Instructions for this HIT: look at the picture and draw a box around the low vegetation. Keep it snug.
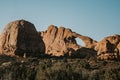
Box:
[0,55,120,80]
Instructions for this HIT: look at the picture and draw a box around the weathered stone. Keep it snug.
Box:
[1,19,120,61]
[0,20,45,56]
[40,25,96,56]
[95,34,120,60]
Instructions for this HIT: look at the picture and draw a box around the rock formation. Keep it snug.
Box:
[95,34,120,60]
[40,25,96,56]
[72,33,97,48]
[0,19,120,60]
[40,25,120,60]
[0,20,45,56]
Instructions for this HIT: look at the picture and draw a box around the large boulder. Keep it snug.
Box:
[95,34,120,60]
[0,20,45,56]
[40,25,96,56]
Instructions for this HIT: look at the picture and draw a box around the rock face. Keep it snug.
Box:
[0,20,45,56]
[40,25,96,56]
[95,34,120,60]
[0,19,120,60]
[40,24,120,60]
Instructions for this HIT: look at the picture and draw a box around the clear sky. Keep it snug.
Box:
[0,0,120,42]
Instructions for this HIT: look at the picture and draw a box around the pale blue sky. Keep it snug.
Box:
[0,0,120,42]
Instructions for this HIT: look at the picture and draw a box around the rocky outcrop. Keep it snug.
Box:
[0,20,96,57]
[117,42,120,53]
[72,33,97,48]
[40,25,78,56]
[0,20,45,56]
[40,24,120,60]
[0,19,120,60]
[40,25,96,56]
[95,34,120,60]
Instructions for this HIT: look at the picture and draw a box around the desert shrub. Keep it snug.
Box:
[88,70,99,80]
[35,59,84,80]
[0,56,120,80]
[103,67,120,80]
[0,61,36,80]
[78,60,90,69]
